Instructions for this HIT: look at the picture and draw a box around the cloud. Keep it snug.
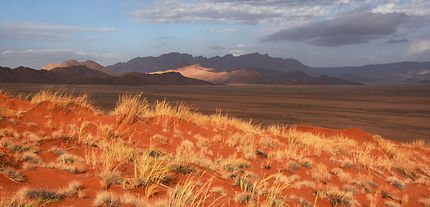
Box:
[372,1,430,16]
[236,43,245,48]
[209,46,226,50]
[0,49,120,69]
[386,38,409,44]
[405,39,430,62]
[0,21,117,41]
[228,49,246,56]
[126,0,348,25]
[408,39,430,56]
[206,28,237,33]
[0,22,117,32]
[261,10,412,46]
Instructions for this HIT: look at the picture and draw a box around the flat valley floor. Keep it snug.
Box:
[1,83,429,142]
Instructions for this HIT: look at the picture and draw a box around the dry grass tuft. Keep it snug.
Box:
[167,176,219,207]
[31,89,94,110]
[58,153,83,164]
[59,181,83,198]
[311,163,331,183]
[1,167,25,182]
[100,170,123,189]
[45,162,86,174]
[93,191,120,207]
[133,151,172,187]
[111,93,147,124]
[235,192,253,204]
[22,152,43,164]
[386,176,406,190]
[121,193,146,206]
[19,187,61,201]
[325,187,358,207]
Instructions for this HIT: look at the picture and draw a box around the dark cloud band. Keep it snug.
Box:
[261,11,410,46]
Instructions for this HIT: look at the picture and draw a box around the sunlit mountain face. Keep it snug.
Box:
[1,0,429,69]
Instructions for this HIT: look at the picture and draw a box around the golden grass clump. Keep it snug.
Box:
[133,151,172,187]
[111,93,147,124]
[311,163,331,183]
[167,176,220,207]
[325,187,359,207]
[31,89,94,110]
[93,191,120,207]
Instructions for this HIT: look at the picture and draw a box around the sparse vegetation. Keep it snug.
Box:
[93,191,120,207]
[386,176,406,190]
[31,89,94,110]
[1,167,25,182]
[326,188,358,207]
[1,89,430,206]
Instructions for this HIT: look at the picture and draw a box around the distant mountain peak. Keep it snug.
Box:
[107,52,315,75]
[64,59,79,65]
[41,59,117,76]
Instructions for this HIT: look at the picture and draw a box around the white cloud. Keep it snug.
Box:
[236,43,245,48]
[372,0,430,16]
[127,0,344,26]
[408,39,430,55]
[0,21,118,41]
[228,49,246,56]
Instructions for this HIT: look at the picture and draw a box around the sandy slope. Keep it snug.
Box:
[150,64,267,84]
[1,91,430,206]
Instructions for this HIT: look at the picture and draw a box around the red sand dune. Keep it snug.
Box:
[1,91,430,206]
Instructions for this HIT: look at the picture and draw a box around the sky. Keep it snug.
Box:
[1,0,430,68]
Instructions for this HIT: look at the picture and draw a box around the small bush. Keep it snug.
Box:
[49,147,65,155]
[22,152,42,164]
[60,181,83,197]
[58,153,83,164]
[386,176,406,190]
[99,170,123,189]
[326,188,358,207]
[19,187,60,201]
[1,167,25,182]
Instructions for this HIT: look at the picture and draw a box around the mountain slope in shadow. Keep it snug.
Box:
[0,65,211,85]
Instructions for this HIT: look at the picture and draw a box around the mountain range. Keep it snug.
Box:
[314,61,430,84]
[108,52,430,85]
[108,52,315,75]
[1,52,429,85]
